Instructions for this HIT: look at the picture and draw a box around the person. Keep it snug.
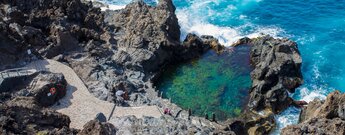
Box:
[116,90,125,97]
[164,108,172,115]
[115,90,125,105]
[123,91,129,100]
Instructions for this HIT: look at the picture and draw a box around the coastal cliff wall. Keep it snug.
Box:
[0,0,314,134]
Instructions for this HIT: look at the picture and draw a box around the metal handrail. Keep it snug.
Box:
[0,67,31,79]
[0,67,28,73]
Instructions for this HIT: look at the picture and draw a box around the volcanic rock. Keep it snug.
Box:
[29,71,68,107]
[67,0,223,103]
[78,120,117,135]
[0,0,105,68]
[111,115,234,135]
[281,91,345,135]
[0,97,78,135]
[246,36,303,113]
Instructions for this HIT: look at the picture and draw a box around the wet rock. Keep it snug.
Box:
[282,91,345,135]
[200,35,225,53]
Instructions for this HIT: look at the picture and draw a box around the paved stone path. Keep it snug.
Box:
[26,59,162,129]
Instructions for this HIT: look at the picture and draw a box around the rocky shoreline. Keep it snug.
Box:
[0,0,340,134]
[281,91,345,135]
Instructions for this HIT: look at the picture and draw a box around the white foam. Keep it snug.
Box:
[299,87,327,102]
[272,107,300,135]
[176,6,284,46]
[86,0,127,11]
[100,4,126,11]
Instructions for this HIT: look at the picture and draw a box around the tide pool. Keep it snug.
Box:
[157,47,252,120]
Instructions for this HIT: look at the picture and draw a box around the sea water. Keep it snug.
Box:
[98,0,345,134]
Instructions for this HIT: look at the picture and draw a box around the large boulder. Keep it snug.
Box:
[239,36,303,113]
[0,97,77,135]
[29,72,68,107]
[106,0,181,72]
[78,120,117,135]
[300,90,345,121]
[282,91,345,135]
[226,36,303,134]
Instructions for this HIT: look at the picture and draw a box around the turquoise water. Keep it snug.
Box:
[101,0,345,133]
[157,47,252,120]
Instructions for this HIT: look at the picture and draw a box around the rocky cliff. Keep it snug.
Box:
[65,0,223,103]
[227,36,303,135]
[236,36,303,113]
[0,0,105,68]
[281,91,345,135]
[0,0,307,134]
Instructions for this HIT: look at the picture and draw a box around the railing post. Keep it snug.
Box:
[188,108,192,120]
[212,113,216,122]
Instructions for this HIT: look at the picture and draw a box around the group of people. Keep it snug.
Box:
[114,83,174,116]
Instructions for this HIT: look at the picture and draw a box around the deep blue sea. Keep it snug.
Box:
[99,0,345,134]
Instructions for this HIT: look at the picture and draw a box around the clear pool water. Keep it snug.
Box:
[157,47,252,120]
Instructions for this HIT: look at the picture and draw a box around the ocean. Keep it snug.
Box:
[97,0,345,134]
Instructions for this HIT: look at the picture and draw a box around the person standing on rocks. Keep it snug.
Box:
[115,90,125,105]
[115,83,130,105]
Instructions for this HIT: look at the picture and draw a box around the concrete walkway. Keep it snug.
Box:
[26,59,162,129]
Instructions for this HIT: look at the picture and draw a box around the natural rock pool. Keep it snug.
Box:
[157,45,252,120]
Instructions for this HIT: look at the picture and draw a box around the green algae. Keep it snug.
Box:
[157,46,252,120]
